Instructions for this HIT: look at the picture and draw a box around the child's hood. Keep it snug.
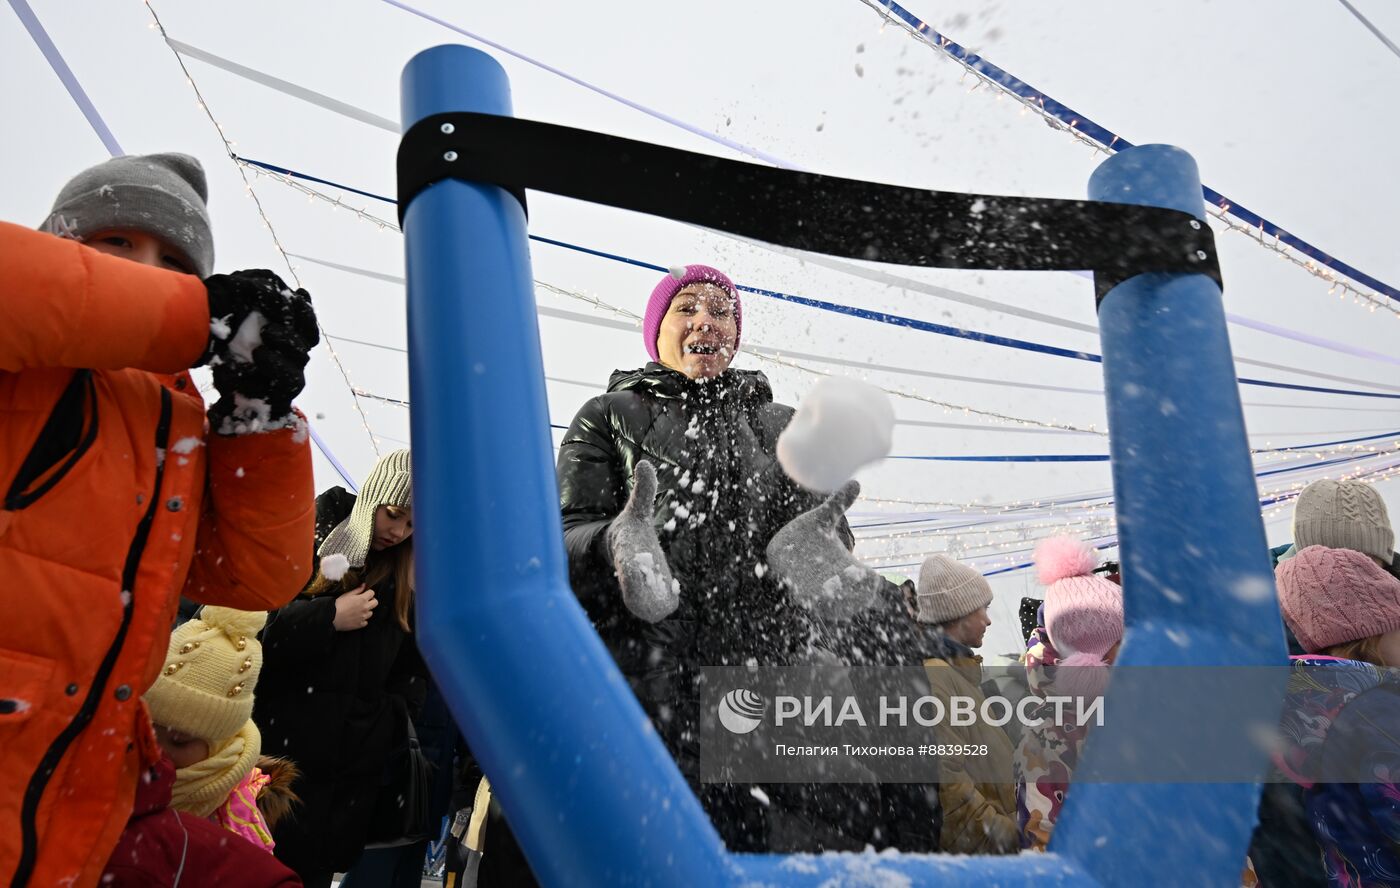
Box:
[1275,655,1398,788]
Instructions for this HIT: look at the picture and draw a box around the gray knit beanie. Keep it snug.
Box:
[1292,479,1394,566]
[913,554,994,625]
[40,153,214,277]
[319,449,412,568]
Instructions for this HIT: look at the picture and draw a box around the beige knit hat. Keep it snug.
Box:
[1292,479,1394,565]
[913,554,994,625]
[319,448,412,569]
[144,607,265,743]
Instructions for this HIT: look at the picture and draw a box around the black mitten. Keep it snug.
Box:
[207,325,315,433]
[201,270,319,435]
[201,270,309,364]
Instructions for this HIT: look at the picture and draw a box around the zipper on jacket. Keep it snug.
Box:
[9,387,172,888]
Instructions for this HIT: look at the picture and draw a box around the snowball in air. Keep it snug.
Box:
[777,377,894,492]
[321,553,350,581]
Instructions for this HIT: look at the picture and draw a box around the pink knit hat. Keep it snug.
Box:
[1035,536,1124,698]
[1277,545,1400,653]
[642,265,742,363]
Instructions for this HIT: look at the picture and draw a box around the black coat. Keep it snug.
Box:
[557,364,939,852]
[255,487,426,877]
[559,366,833,745]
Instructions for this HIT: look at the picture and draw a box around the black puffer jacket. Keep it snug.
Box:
[558,364,939,852]
[559,365,832,737]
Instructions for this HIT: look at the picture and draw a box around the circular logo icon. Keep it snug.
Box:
[718,688,767,735]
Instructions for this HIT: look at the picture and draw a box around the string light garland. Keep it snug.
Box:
[142,0,381,456]
[1202,205,1398,317]
[173,26,1400,361]
[239,163,1117,436]
[122,6,1395,577]
[349,365,1397,575]
[241,155,1400,412]
[855,0,1400,320]
[236,159,402,232]
[533,280,1111,435]
[856,449,1400,533]
[860,457,1400,575]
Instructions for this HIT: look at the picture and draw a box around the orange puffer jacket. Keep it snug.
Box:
[0,222,315,888]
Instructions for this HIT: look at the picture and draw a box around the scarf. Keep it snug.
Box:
[170,719,261,818]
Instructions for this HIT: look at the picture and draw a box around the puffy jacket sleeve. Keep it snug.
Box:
[557,395,626,588]
[0,222,208,373]
[182,415,316,610]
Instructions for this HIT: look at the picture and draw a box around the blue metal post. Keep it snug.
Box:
[1048,146,1288,885]
[400,45,730,887]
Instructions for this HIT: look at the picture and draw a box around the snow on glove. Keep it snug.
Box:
[766,480,883,621]
[200,269,317,367]
[202,270,320,435]
[606,459,680,623]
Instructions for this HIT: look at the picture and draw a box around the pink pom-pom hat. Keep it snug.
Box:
[1035,534,1101,586]
[1035,535,1124,663]
[642,264,741,363]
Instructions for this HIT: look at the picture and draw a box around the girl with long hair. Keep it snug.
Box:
[254,450,423,888]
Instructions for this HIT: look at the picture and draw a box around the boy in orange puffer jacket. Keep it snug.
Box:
[1,153,318,887]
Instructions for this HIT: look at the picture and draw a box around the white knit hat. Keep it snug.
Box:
[144,607,265,743]
[1292,479,1394,565]
[319,449,412,568]
[913,554,994,625]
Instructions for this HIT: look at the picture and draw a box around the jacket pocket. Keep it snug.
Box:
[3,369,98,514]
[0,648,57,728]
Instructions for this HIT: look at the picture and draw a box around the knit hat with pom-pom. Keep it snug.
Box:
[144,606,265,743]
[1277,545,1400,653]
[1036,536,1124,698]
[642,264,742,362]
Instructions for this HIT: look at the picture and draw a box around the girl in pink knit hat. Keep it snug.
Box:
[1274,544,1400,887]
[1014,536,1124,851]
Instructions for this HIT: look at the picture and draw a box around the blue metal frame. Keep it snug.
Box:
[402,45,1284,887]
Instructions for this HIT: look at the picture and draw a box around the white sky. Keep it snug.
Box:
[5,0,1398,653]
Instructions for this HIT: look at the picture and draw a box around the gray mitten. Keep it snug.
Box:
[766,480,882,621]
[606,460,680,623]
